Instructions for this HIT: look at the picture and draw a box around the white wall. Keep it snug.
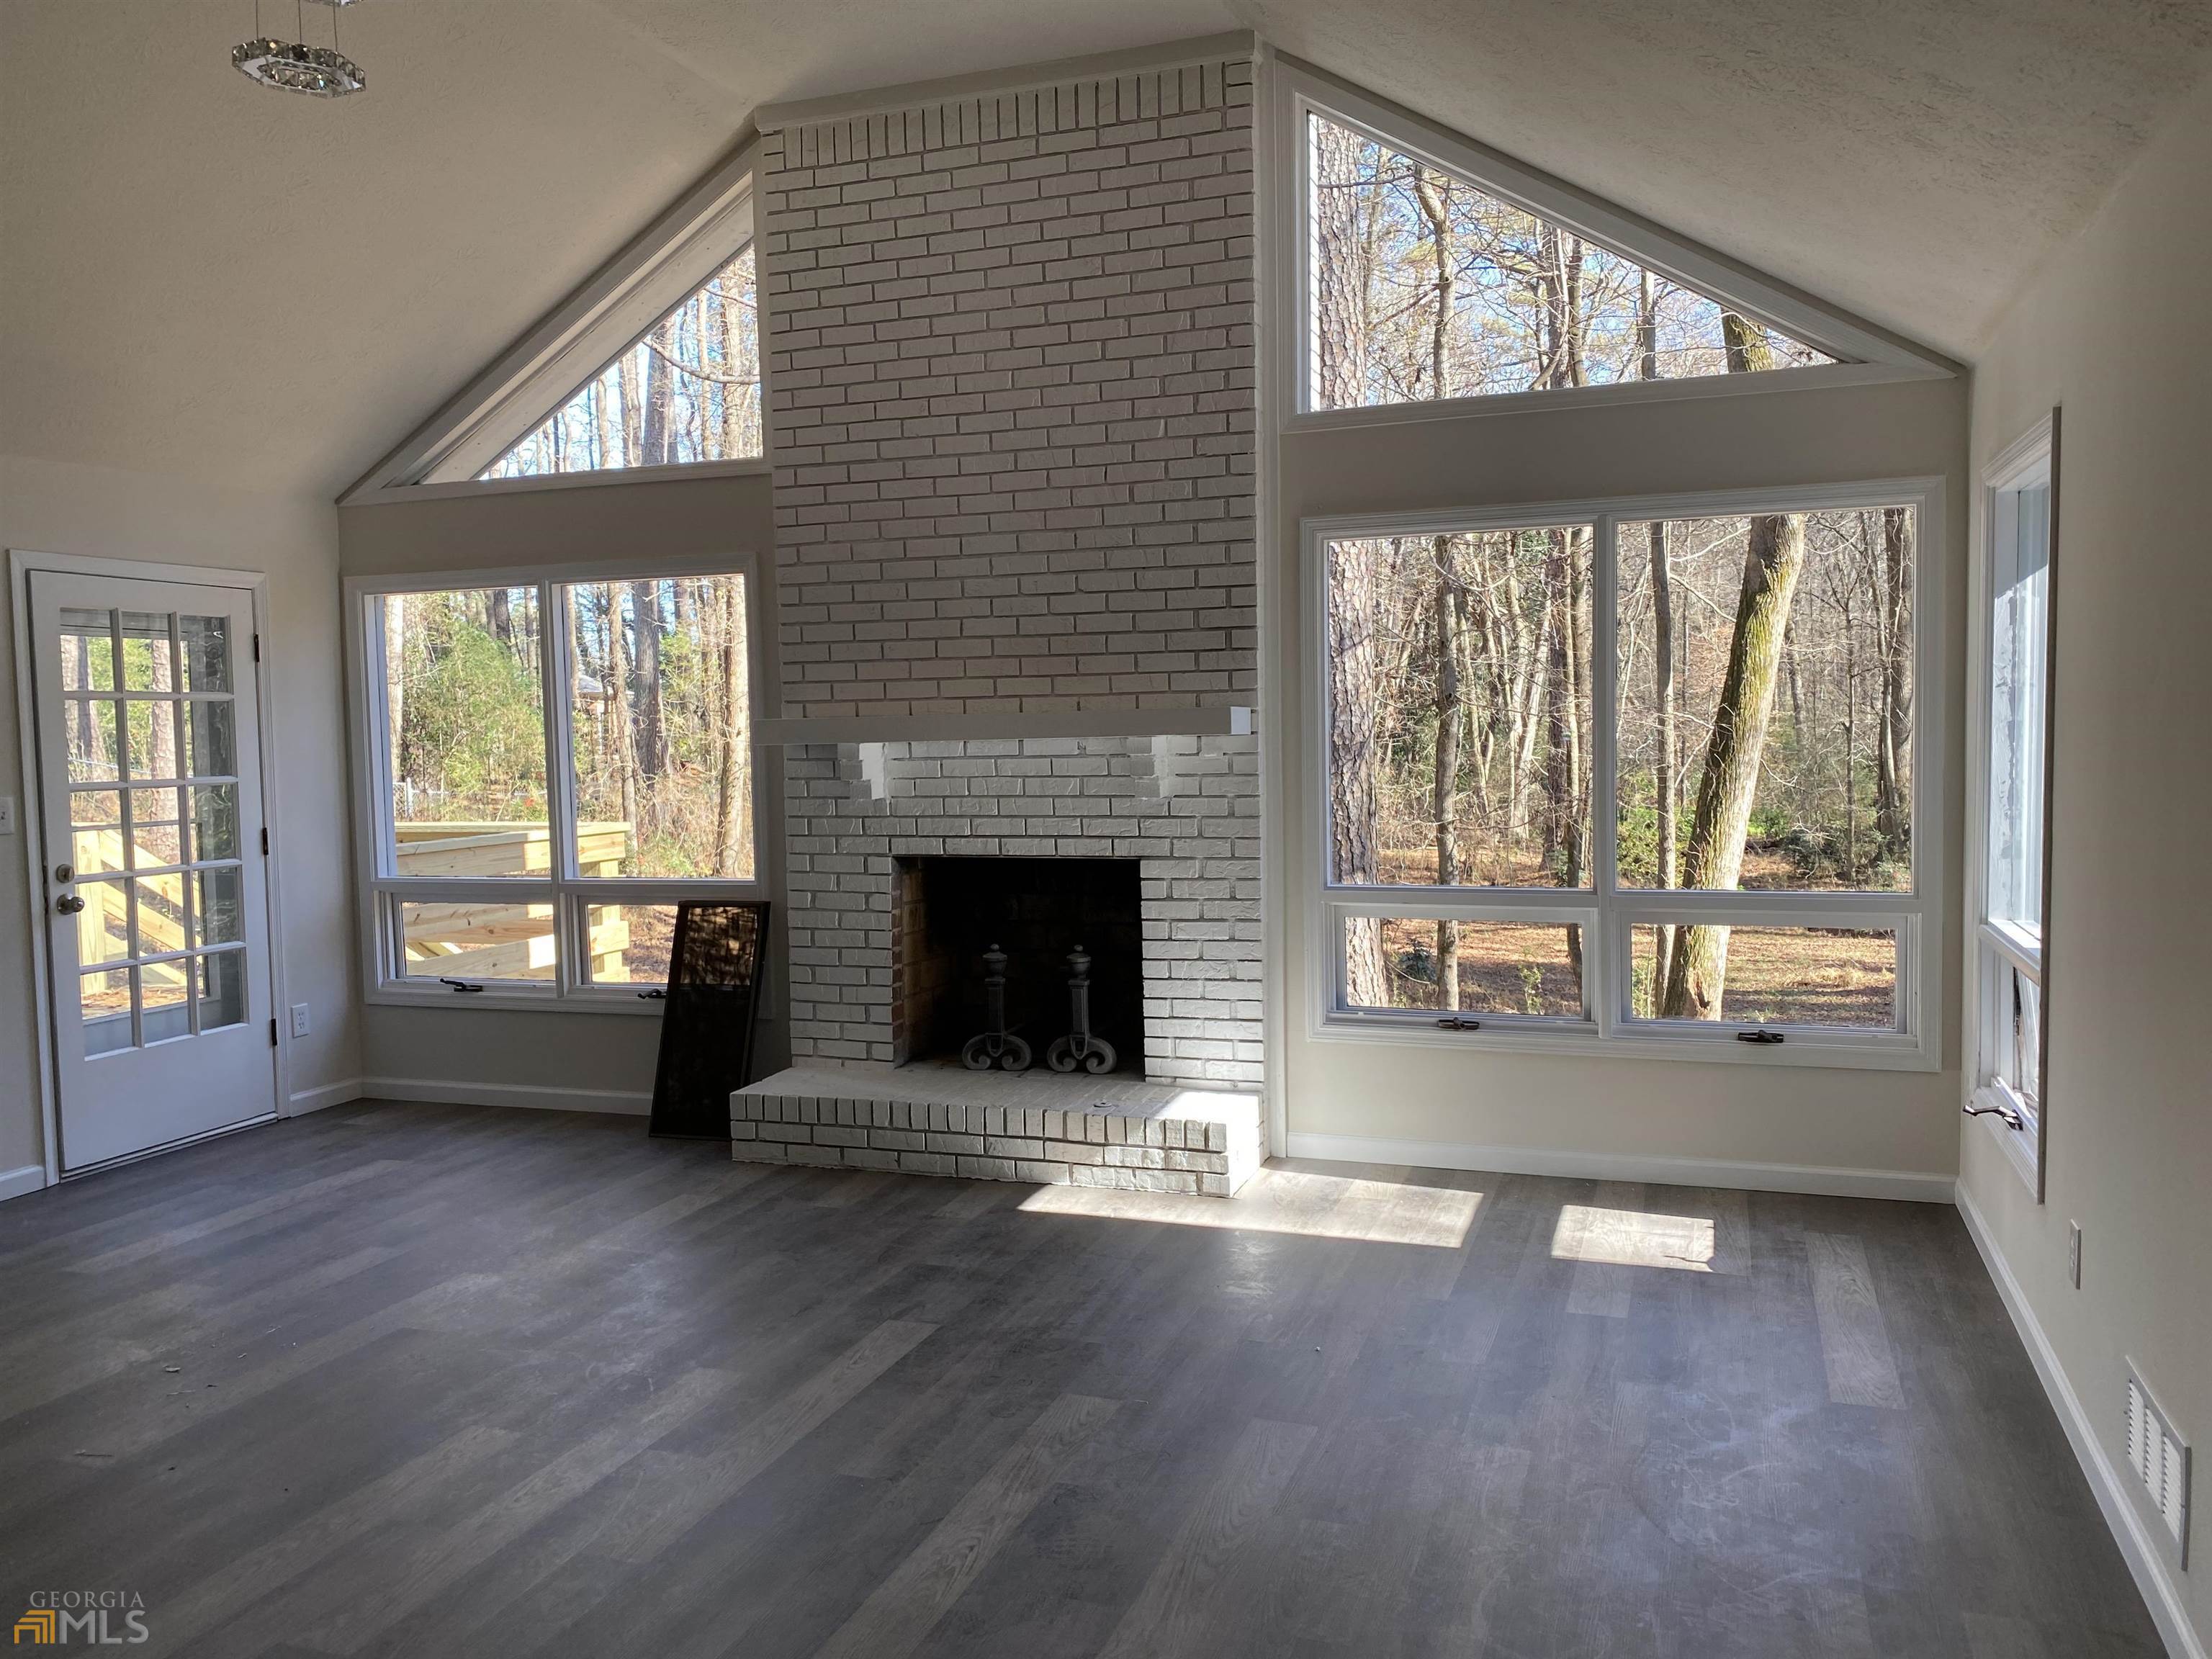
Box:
[1,456,359,1180]
[1272,374,1972,1190]
[336,469,788,1106]
[1959,71,2212,1657]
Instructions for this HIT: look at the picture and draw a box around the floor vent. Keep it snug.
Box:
[2126,1364,2190,1568]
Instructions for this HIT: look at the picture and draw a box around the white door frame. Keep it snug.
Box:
[9,548,297,1188]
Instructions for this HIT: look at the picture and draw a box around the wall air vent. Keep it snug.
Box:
[2126,1364,2190,1568]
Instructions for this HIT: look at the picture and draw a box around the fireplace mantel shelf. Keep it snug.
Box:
[755,705,1255,747]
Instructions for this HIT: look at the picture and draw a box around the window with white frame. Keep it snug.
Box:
[1305,114,1830,413]
[356,566,759,1002]
[1312,485,1936,1063]
[1972,418,2056,1178]
[1277,69,1949,423]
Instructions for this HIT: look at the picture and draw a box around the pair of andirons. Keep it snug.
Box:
[960,944,1118,1075]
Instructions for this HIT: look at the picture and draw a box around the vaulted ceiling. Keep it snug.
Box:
[3,0,2207,499]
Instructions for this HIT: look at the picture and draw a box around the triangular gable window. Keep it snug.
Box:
[481,245,760,480]
[1308,113,1835,411]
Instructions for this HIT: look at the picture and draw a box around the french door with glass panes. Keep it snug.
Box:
[29,572,275,1170]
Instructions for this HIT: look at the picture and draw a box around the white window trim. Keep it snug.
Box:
[1268,55,1955,433]
[1967,412,2059,1196]
[343,553,770,1015]
[1303,477,1946,1071]
[339,140,763,505]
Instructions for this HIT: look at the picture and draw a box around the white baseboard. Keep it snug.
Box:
[360,1076,653,1116]
[1283,1130,1955,1202]
[0,1164,49,1203]
[1956,1182,2203,1659]
[287,1078,364,1116]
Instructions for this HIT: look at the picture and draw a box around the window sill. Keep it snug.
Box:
[367,985,662,1017]
[1312,1009,1935,1071]
[1971,1083,2042,1197]
[365,984,781,1020]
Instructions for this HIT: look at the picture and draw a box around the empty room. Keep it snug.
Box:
[1,3,2208,1654]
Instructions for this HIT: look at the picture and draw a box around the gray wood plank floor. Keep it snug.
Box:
[0,1102,2164,1658]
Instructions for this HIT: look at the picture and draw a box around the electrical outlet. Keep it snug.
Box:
[2068,1221,2082,1288]
[0,796,15,836]
[289,1004,311,1038]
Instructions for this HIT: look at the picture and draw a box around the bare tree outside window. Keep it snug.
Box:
[482,246,763,479]
[1307,115,1830,412]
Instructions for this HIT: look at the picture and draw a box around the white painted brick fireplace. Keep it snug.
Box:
[744,45,1263,1182]
[782,734,1262,1089]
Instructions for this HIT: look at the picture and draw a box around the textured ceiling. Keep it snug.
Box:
[3,0,2208,499]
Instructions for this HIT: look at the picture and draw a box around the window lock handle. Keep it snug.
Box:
[1735,1029,1785,1045]
[1436,1016,1480,1032]
[440,976,485,994]
[637,988,666,1000]
[1964,1099,2025,1132]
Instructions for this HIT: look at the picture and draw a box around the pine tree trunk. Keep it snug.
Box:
[384,597,408,819]
[1543,530,1589,973]
[1874,505,1911,860]
[1313,121,1372,407]
[618,355,642,467]
[1328,538,1390,1006]
[1641,274,1676,1010]
[712,580,750,875]
[630,580,667,783]
[606,588,637,861]
[1432,539,1464,1004]
[1649,516,1678,1012]
[640,329,672,466]
[1416,168,1462,1002]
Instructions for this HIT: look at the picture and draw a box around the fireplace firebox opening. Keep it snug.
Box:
[892,857,1146,1075]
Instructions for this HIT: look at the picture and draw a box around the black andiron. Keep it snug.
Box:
[961,943,1033,1071]
[1047,945,1118,1074]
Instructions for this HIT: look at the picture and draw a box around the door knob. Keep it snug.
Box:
[55,894,86,914]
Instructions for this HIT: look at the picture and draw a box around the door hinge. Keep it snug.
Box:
[261,827,270,855]
[269,1017,279,1047]
[253,634,261,662]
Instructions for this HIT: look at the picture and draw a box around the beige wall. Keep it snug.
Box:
[336,469,788,1103]
[1,456,359,1179]
[1959,72,2212,1654]
[1272,374,1972,1185]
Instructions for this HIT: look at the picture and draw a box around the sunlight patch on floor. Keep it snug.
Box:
[1551,1204,1715,1272]
[1019,1167,1481,1249]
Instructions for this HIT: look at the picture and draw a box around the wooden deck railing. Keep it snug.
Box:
[393,822,632,980]
[69,819,639,986]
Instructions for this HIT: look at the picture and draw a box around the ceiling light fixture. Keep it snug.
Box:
[233,0,364,98]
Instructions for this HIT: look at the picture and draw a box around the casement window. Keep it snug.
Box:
[1277,66,1947,423]
[1309,482,1940,1066]
[349,562,763,1008]
[1970,416,2057,1189]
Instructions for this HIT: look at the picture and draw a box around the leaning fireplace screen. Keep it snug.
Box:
[894,857,1145,1074]
[647,899,770,1139]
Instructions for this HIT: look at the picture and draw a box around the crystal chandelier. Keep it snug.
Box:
[233,0,365,98]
